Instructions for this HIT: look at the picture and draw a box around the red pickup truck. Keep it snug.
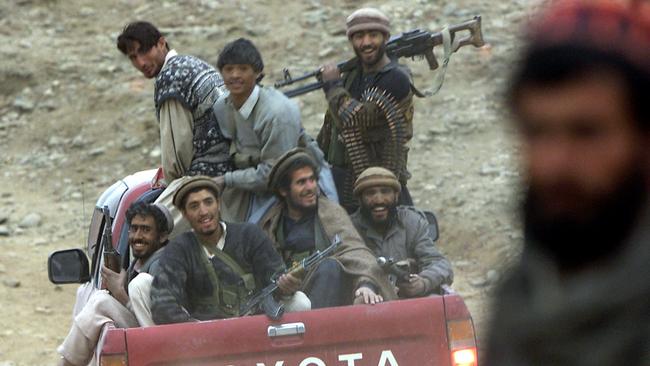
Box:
[48,169,478,366]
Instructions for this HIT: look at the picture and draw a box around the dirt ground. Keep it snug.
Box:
[0,0,538,364]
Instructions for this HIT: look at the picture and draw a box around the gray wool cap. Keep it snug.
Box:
[346,7,391,38]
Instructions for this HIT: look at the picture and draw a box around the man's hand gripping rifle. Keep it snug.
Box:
[240,234,342,320]
[102,206,121,273]
[377,256,416,287]
[275,16,485,98]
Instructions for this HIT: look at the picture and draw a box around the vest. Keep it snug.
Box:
[188,233,256,318]
[154,55,233,177]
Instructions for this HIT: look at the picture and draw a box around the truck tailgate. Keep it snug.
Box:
[123,297,451,366]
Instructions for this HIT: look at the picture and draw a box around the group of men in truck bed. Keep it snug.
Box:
[57,7,454,366]
[59,0,650,365]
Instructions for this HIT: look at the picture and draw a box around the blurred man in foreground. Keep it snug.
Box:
[485,1,650,365]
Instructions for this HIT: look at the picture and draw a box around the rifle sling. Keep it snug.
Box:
[421,26,460,97]
[194,233,255,317]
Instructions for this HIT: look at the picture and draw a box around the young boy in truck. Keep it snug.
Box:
[211,38,337,223]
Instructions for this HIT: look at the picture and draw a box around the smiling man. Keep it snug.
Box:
[211,38,302,223]
[149,176,307,324]
[317,8,415,213]
[58,202,171,366]
[260,149,396,308]
[350,167,453,298]
[213,38,338,223]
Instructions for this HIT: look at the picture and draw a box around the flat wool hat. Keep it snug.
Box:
[346,7,391,38]
[268,148,319,192]
[172,176,222,209]
[353,167,400,196]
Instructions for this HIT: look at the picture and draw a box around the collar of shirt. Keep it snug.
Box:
[162,49,178,69]
[283,207,317,226]
[381,59,399,72]
[233,84,260,119]
[358,58,398,77]
[201,221,228,259]
[130,246,164,274]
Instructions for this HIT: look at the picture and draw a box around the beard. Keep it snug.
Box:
[360,202,398,229]
[523,167,647,271]
[287,191,318,216]
[354,42,387,68]
[130,238,158,259]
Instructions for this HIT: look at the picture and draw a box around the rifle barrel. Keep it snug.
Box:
[283,82,324,98]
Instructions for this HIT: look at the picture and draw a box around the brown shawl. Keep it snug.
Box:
[260,198,397,302]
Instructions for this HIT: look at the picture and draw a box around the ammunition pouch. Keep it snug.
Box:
[195,234,258,318]
[219,272,256,317]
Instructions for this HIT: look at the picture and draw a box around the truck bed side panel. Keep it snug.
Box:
[124,297,450,366]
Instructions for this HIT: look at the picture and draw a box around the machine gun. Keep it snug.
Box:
[101,206,121,273]
[275,16,485,98]
[240,234,342,320]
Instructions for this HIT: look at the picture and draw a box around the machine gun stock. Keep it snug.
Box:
[240,234,342,319]
[276,16,485,98]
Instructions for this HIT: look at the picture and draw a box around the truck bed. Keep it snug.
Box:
[101,295,474,366]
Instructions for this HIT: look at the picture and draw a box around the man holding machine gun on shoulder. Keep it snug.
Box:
[318,7,415,213]
[260,148,396,308]
[350,167,453,298]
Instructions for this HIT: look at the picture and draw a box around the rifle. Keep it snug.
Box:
[102,206,121,273]
[377,256,416,287]
[275,16,485,98]
[240,234,342,319]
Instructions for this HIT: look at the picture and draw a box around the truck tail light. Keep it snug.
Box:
[451,348,477,366]
[447,318,478,366]
[100,354,128,366]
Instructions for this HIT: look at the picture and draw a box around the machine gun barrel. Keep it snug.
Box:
[275,16,484,98]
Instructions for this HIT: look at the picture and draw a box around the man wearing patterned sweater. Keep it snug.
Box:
[117,21,232,237]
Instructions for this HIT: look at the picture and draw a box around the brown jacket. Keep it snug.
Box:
[259,197,397,302]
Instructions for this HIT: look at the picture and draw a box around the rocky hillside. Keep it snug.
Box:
[0,0,537,364]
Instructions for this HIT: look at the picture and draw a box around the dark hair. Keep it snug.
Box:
[509,43,650,132]
[180,186,220,210]
[125,202,170,235]
[117,21,168,55]
[276,156,319,196]
[217,38,264,82]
